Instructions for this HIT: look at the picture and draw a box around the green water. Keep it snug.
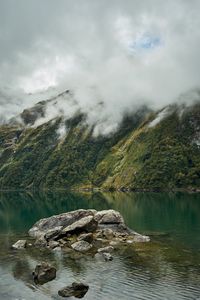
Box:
[0,191,200,299]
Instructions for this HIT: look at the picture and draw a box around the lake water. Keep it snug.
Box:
[0,191,200,300]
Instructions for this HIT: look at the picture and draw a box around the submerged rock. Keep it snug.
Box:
[33,262,56,285]
[71,241,92,252]
[97,246,114,253]
[58,282,89,298]
[102,252,113,261]
[12,240,27,250]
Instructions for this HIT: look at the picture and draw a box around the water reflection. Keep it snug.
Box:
[0,191,200,299]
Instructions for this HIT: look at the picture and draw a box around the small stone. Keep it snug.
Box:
[97,246,114,253]
[102,228,114,239]
[44,226,63,241]
[48,240,60,249]
[78,233,93,243]
[33,262,56,285]
[95,252,113,262]
[109,241,120,247]
[71,241,92,252]
[126,239,134,244]
[53,246,62,252]
[132,234,150,242]
[12,240,27,250]
[58,282,89,298]
[34,236,47,247]
[102,252,113,261]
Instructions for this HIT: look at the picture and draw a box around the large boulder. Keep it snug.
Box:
[61,215,98,235]
[58,282,89,298]
[29,209,96,239]
[94,210,124,225]
[33,262,56,285]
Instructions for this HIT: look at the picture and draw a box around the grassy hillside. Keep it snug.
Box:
[1,103,200,191]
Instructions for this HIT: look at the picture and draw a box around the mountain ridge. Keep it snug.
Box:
[1,92,200,192]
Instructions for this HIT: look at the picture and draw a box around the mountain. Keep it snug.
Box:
[1,92,200,191]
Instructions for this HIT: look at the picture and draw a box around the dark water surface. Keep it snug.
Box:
[0,191,200,300]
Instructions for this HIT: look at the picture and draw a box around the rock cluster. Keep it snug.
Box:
[11,209,150,298]
[28,209,150,257]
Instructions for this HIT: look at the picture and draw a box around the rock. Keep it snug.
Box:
[33,262,56,285]
[109,240,120,247]
[34,236,47,247]
[28,209,150,251]
[53,246,62,252]
[102,228,114,239]
[102,252,113,261]
[44,226,63,241]
[78,233,93,243]
[58,282,89,298]
[95,252,113,261]
[12,240,27,250]
[92,238,108,249]
[97,246,114,253]
[62,216,98,235]
[48,240,60,249]
[71,241,92,252]
[132,234,150,243]
[94,210,124,225]
[29,209,96,239]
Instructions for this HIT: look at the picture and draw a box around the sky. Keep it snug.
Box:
[0,0,200,131]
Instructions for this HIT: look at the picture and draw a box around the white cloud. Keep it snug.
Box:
[0,0,200,131]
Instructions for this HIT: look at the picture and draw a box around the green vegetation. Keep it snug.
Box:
[1,104,200,191]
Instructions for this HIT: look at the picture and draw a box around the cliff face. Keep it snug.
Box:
[1,101,200,191]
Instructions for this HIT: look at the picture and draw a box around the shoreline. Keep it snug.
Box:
[0,187,200,193]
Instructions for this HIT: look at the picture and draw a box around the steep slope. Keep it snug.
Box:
[1,98,200,191]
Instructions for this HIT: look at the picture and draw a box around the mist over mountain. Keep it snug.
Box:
[1,0,200,131]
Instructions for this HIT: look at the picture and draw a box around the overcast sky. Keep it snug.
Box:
[0,0,200,127]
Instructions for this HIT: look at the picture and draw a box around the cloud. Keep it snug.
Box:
[0,0,200,131]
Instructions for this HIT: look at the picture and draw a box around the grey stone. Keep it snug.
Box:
[77,233,93,243]
[71,241,92,252]
[48,240,60,249]
[62,216,98,235]
[34,236,47,247]
[12,240,27,250]
[58,282,89,298]
[94,210,124,225]
[102,252,113,261]
[29,209,96,239]
[132,234,150,242]
[98,246,114,253]
[33,262,56,285]
[44,226,63,241]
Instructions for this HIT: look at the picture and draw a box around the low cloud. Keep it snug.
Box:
[0,0,200,132]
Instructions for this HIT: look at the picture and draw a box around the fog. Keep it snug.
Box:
[0,0,200,132]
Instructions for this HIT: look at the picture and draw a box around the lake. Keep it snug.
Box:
[0,191,200,299]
